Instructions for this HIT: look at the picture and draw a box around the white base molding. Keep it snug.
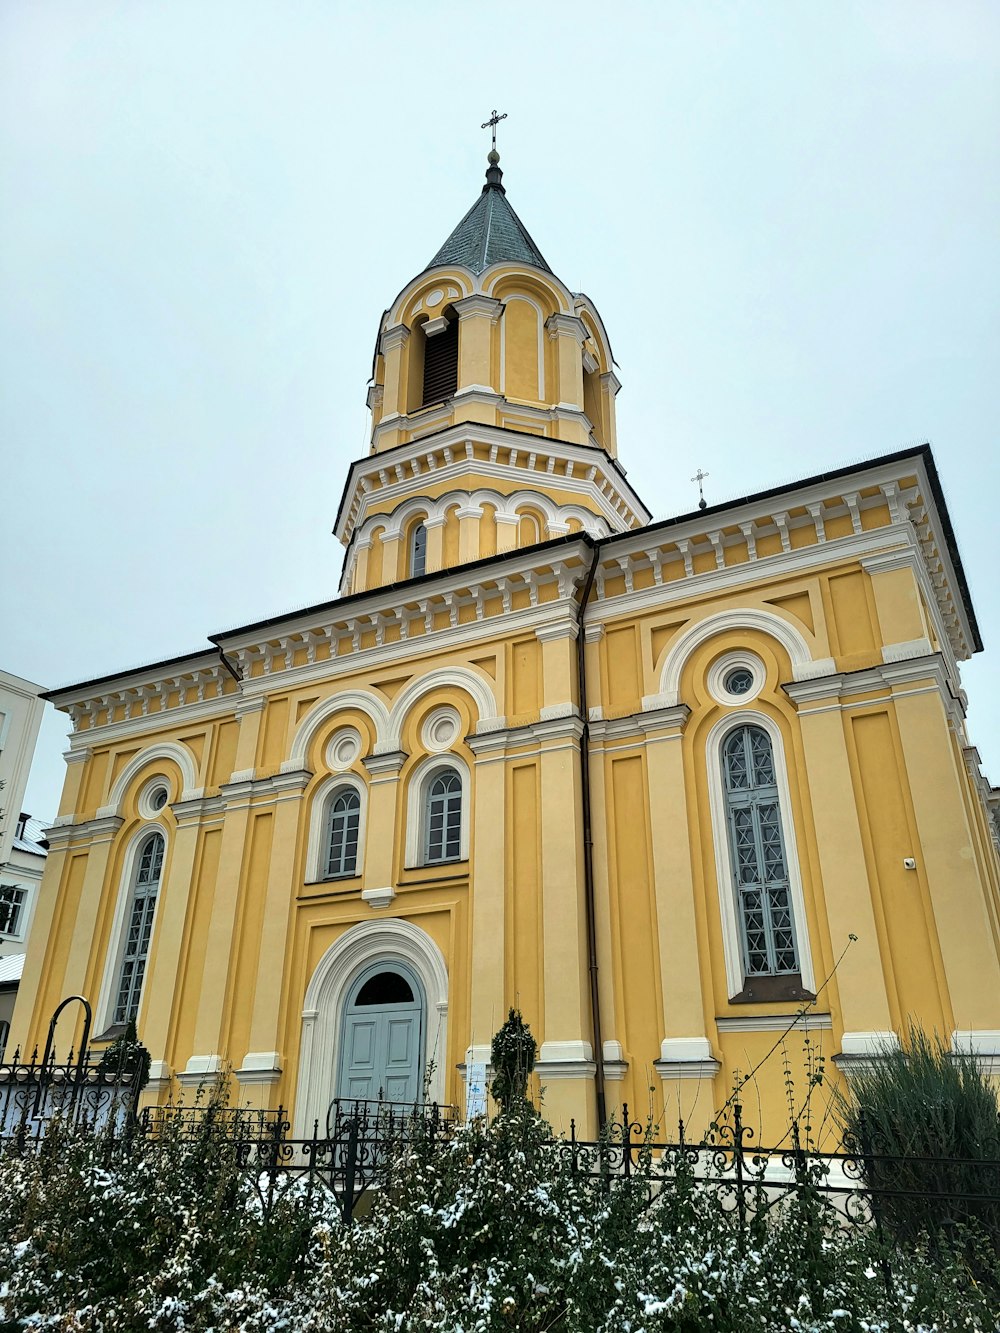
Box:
[833,1029,900,1076]
[602,1039,628,1081]
[655,1036,720,1081]
[537,1039,595,1081]
[177,1054,223,1089]
[840,1030,899,1056]
[952,1030,1000,1074]
[235,1051,282,1085]
[146,1059,172,1093]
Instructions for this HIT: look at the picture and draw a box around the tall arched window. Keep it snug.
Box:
[424,768,462,864]
[409,522,427,578]
[722,725,799,977]
[113,831,164,1027]
[325,788,361,878]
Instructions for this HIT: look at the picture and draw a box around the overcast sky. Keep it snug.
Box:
[3,1,998,823]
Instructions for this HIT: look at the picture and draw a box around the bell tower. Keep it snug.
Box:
[334,150,650,594]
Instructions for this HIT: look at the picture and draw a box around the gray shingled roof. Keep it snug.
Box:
[425,162,552,276]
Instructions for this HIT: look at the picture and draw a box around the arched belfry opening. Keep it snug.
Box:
[420,305,458,407]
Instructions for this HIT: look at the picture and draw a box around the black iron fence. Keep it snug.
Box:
[2,1004,998,1240]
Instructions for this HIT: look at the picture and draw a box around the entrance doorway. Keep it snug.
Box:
[335,964,425,1105]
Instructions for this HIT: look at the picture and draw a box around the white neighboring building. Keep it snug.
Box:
[0,671,48,1056]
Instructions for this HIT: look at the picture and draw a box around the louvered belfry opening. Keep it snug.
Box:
[421,314,458,406]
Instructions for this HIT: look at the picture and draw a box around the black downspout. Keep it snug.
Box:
[576,542,607,1130]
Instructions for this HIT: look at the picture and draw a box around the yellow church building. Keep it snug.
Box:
[12,149,1000,1140]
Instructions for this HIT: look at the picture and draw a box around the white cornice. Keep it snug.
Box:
[43,815,124,848]
[337,424,649,543]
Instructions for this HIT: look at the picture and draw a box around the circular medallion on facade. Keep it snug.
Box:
[326,726,363,772]
[421,705,462,753]
[426,289,444,309]
[707,651,766,706]
[138,779,171,818]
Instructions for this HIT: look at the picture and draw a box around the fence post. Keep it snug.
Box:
[733,1101,746,1249]
[622,1103,632,1185]
[342,1115,359,1225]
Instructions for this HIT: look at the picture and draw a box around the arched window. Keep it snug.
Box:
[113,830,164,1027]
[424,768,462,864]
[325,788,361,878]
[722,726,799,978]
[409,522,428,579]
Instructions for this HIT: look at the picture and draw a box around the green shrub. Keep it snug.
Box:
[835,1024,1000,1254]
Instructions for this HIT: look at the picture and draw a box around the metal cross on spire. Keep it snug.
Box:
[691,468,710,510]
[481,109,508,151]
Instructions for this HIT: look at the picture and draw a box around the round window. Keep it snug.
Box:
[723,667,755,696]
[138,780,171,818]
[707,651,766,706]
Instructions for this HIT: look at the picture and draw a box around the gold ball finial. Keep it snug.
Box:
[488,149,500,165]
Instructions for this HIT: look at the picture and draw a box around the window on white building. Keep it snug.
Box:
[0,885,26,938]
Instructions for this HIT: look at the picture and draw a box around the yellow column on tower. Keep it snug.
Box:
[454,295,502,396]
[378,324,410,426]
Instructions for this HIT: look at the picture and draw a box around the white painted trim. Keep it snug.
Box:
[287,689,388,769]
[660,1036,715,1063]
[404,752,471,868]
[951,1030,1000,1056]
[882,636,934,663]
[361,886,396,909]
[658,609,818,705]
[840,1030,900,1056]
[95,824,170,1035]
[235,1051,282,1084]
[716,1012,833,1033]
[306,773,367,883]
[295,918,449,1135]
[653,1058,721,1081]
[103,741,199,815]
[705,710,817,998]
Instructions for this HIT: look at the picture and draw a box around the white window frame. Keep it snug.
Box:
[96,825,168,1033]
[405,753,471,868]
[706,710,815,998]
[306,773,367,882]
[0,883,27,939]
[409,521,428,578]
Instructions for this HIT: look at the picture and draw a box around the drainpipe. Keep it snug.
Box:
[575,541,607,1130]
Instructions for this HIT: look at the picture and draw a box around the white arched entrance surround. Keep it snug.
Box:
[294,918,449,1137]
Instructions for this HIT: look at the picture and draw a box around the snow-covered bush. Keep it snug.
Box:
[0,1097,997,1330]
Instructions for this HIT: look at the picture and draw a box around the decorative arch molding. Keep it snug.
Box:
[704,709,817,998]
[286,690,389,770]
[381,665,501,754]
[358,488,609,550]
[101,741,200,816]
[649,608,833,709]
[295,917,450,1134]
[481,263,575,313]
[386,268,476,328]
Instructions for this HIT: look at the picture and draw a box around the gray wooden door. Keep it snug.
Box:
[336,967,424,1105]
